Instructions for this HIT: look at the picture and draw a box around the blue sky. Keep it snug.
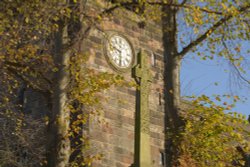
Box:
[181,52,250,116]
[177,2,250,117]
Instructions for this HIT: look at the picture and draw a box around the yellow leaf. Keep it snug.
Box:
[25,17,29,23]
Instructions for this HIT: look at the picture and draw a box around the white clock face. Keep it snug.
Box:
[107,35,133,69]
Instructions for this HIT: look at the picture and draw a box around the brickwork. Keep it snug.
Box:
[84,2,166,166]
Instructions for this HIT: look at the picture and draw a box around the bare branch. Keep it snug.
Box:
[231,62,250,85]
[177,5,250,58]
[221,39,250,85]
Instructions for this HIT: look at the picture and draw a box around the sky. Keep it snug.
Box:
[181,52,250,117]
[177,2,250,117]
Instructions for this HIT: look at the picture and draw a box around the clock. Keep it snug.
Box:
[105,33,134,72]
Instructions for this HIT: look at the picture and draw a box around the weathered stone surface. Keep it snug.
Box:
[85,2,166,166]
[24,1,166,166]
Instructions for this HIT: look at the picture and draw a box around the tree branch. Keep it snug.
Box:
[4,60,52,85]
[221,38,250,85]
[180,0,188,6]
[231,62,250,85]
[147,1,223,15]
[177,4,250,58]
[66,1,136,50]
[6,66,51,94]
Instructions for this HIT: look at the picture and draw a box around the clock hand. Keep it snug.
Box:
[119,53,122,66]
[111,44,122,54]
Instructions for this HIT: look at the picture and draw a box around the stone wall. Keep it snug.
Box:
[83,1,166,167]
[20,1,166,166]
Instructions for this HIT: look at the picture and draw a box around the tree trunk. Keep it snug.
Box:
[47,23,71,167]
[162,3,182,133]
[162,3,183,167]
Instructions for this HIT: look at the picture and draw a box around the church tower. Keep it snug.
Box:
[20,1,167,166]
[83,1,166,166]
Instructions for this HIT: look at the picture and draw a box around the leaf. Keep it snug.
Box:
[25,17,29,23]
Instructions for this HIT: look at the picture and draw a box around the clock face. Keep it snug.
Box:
[106,34,133,71]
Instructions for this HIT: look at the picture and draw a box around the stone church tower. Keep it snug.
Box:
[82,1,166,167]
[22,1,166,167]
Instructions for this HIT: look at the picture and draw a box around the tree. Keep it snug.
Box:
[172,96,250,166]
[0,110,46,167]
[161,1,250,165]
[1,0,250,166]
[0,0,126,166]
